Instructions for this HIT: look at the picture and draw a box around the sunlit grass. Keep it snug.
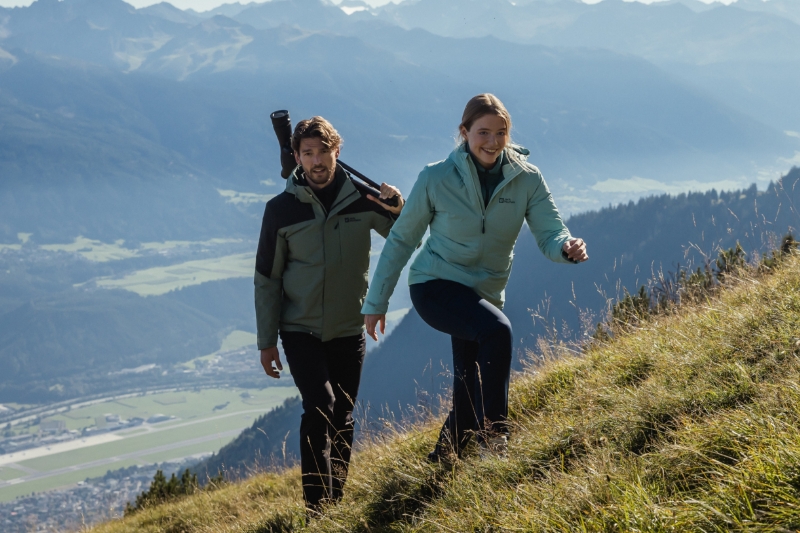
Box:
[86,254,800,532]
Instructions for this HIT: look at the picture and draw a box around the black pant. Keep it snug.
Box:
[279,331,366,510]
[410,279,513,455]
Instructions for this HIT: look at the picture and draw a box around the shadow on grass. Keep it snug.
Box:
[355,465,453,530]
[251,509,305,533]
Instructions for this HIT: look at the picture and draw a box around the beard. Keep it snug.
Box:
[305,164,335,187]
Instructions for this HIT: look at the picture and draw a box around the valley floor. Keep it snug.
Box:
[0,386,298,503]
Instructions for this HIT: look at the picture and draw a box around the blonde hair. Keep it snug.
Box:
[458,93,512,144]
[291,116,342,153]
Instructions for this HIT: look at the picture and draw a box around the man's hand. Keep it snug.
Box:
[260,347,283,379]
[563,238,588,263]
[367,183,404,215]
[364,314,386,341]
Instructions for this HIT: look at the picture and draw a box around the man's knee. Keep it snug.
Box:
[302,389,336,422]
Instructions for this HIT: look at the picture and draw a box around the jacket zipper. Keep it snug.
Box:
[467,156,523,236]
[328,189,358,218]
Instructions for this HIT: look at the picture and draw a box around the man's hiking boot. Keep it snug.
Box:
[478,435,508,459]
[427,446,457,466]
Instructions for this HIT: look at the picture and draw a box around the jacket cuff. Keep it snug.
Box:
[361,300,389,315]
[561,249,579,264]
[257,334,278,350]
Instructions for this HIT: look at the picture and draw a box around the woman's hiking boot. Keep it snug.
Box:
[478,435,508,459]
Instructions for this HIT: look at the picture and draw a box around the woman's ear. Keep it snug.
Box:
[459,125,468,143]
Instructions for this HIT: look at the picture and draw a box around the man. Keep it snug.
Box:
[254,116,404,510]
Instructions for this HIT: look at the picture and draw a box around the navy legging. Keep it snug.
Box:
[410,279,513,455]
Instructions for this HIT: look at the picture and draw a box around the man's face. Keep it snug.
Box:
[295,137,340,190]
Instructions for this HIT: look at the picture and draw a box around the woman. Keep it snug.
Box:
[362,94,588,460]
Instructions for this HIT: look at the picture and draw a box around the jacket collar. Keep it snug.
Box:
[448,144,531,206]
[449,143,530,180]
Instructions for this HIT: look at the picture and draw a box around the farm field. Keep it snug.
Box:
[40,236,244,263]
[181,330,258,370]
[0,466,25,481]
[31,384,273,435]
[91,252,255,296]
[0,386,298,502]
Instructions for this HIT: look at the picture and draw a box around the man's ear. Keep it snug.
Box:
[294,152,301,165]
[334,146,341,160]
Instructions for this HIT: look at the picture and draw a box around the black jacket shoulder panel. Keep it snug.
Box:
[337,180,395,219]
[256,191,315,277]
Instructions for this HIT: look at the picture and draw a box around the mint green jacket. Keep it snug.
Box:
[361,144,574,314]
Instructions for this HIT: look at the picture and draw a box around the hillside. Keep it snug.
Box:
[360,169,800,411]
[87,249,800,531]
[192,396,303,481]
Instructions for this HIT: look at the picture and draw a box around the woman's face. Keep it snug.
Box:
[460,114,509,169]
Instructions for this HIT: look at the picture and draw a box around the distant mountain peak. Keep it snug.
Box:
[139,2,202,25]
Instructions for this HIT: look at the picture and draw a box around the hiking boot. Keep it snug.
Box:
[478,435,508,459]
[427,446,457,466]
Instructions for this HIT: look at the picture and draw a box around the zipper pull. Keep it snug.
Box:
[482,215,485,234]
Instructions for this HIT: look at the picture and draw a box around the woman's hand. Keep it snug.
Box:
[563,238,588,263]
[367,183,405,215]
[364,314,386,341]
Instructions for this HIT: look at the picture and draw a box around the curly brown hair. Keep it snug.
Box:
[291,116,343,153]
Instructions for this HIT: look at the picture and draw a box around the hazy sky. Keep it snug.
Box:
[0,0,739,12]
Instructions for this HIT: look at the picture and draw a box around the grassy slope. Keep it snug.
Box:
[87,255,800,532]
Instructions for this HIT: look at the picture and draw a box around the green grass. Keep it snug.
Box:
[0,460,141,503]
[86,253,800,533]
[0,466,25,481]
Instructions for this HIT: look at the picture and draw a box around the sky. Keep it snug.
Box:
[0,0,740,12]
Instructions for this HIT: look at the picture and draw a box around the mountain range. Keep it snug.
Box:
[1,0,798,243]
[1,0,800,410]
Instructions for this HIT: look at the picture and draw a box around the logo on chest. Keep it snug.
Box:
[498,198,515,204]
[344,217,362,223]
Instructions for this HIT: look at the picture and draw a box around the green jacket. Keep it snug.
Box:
[255,166,396,349]
[362,144,573,315]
